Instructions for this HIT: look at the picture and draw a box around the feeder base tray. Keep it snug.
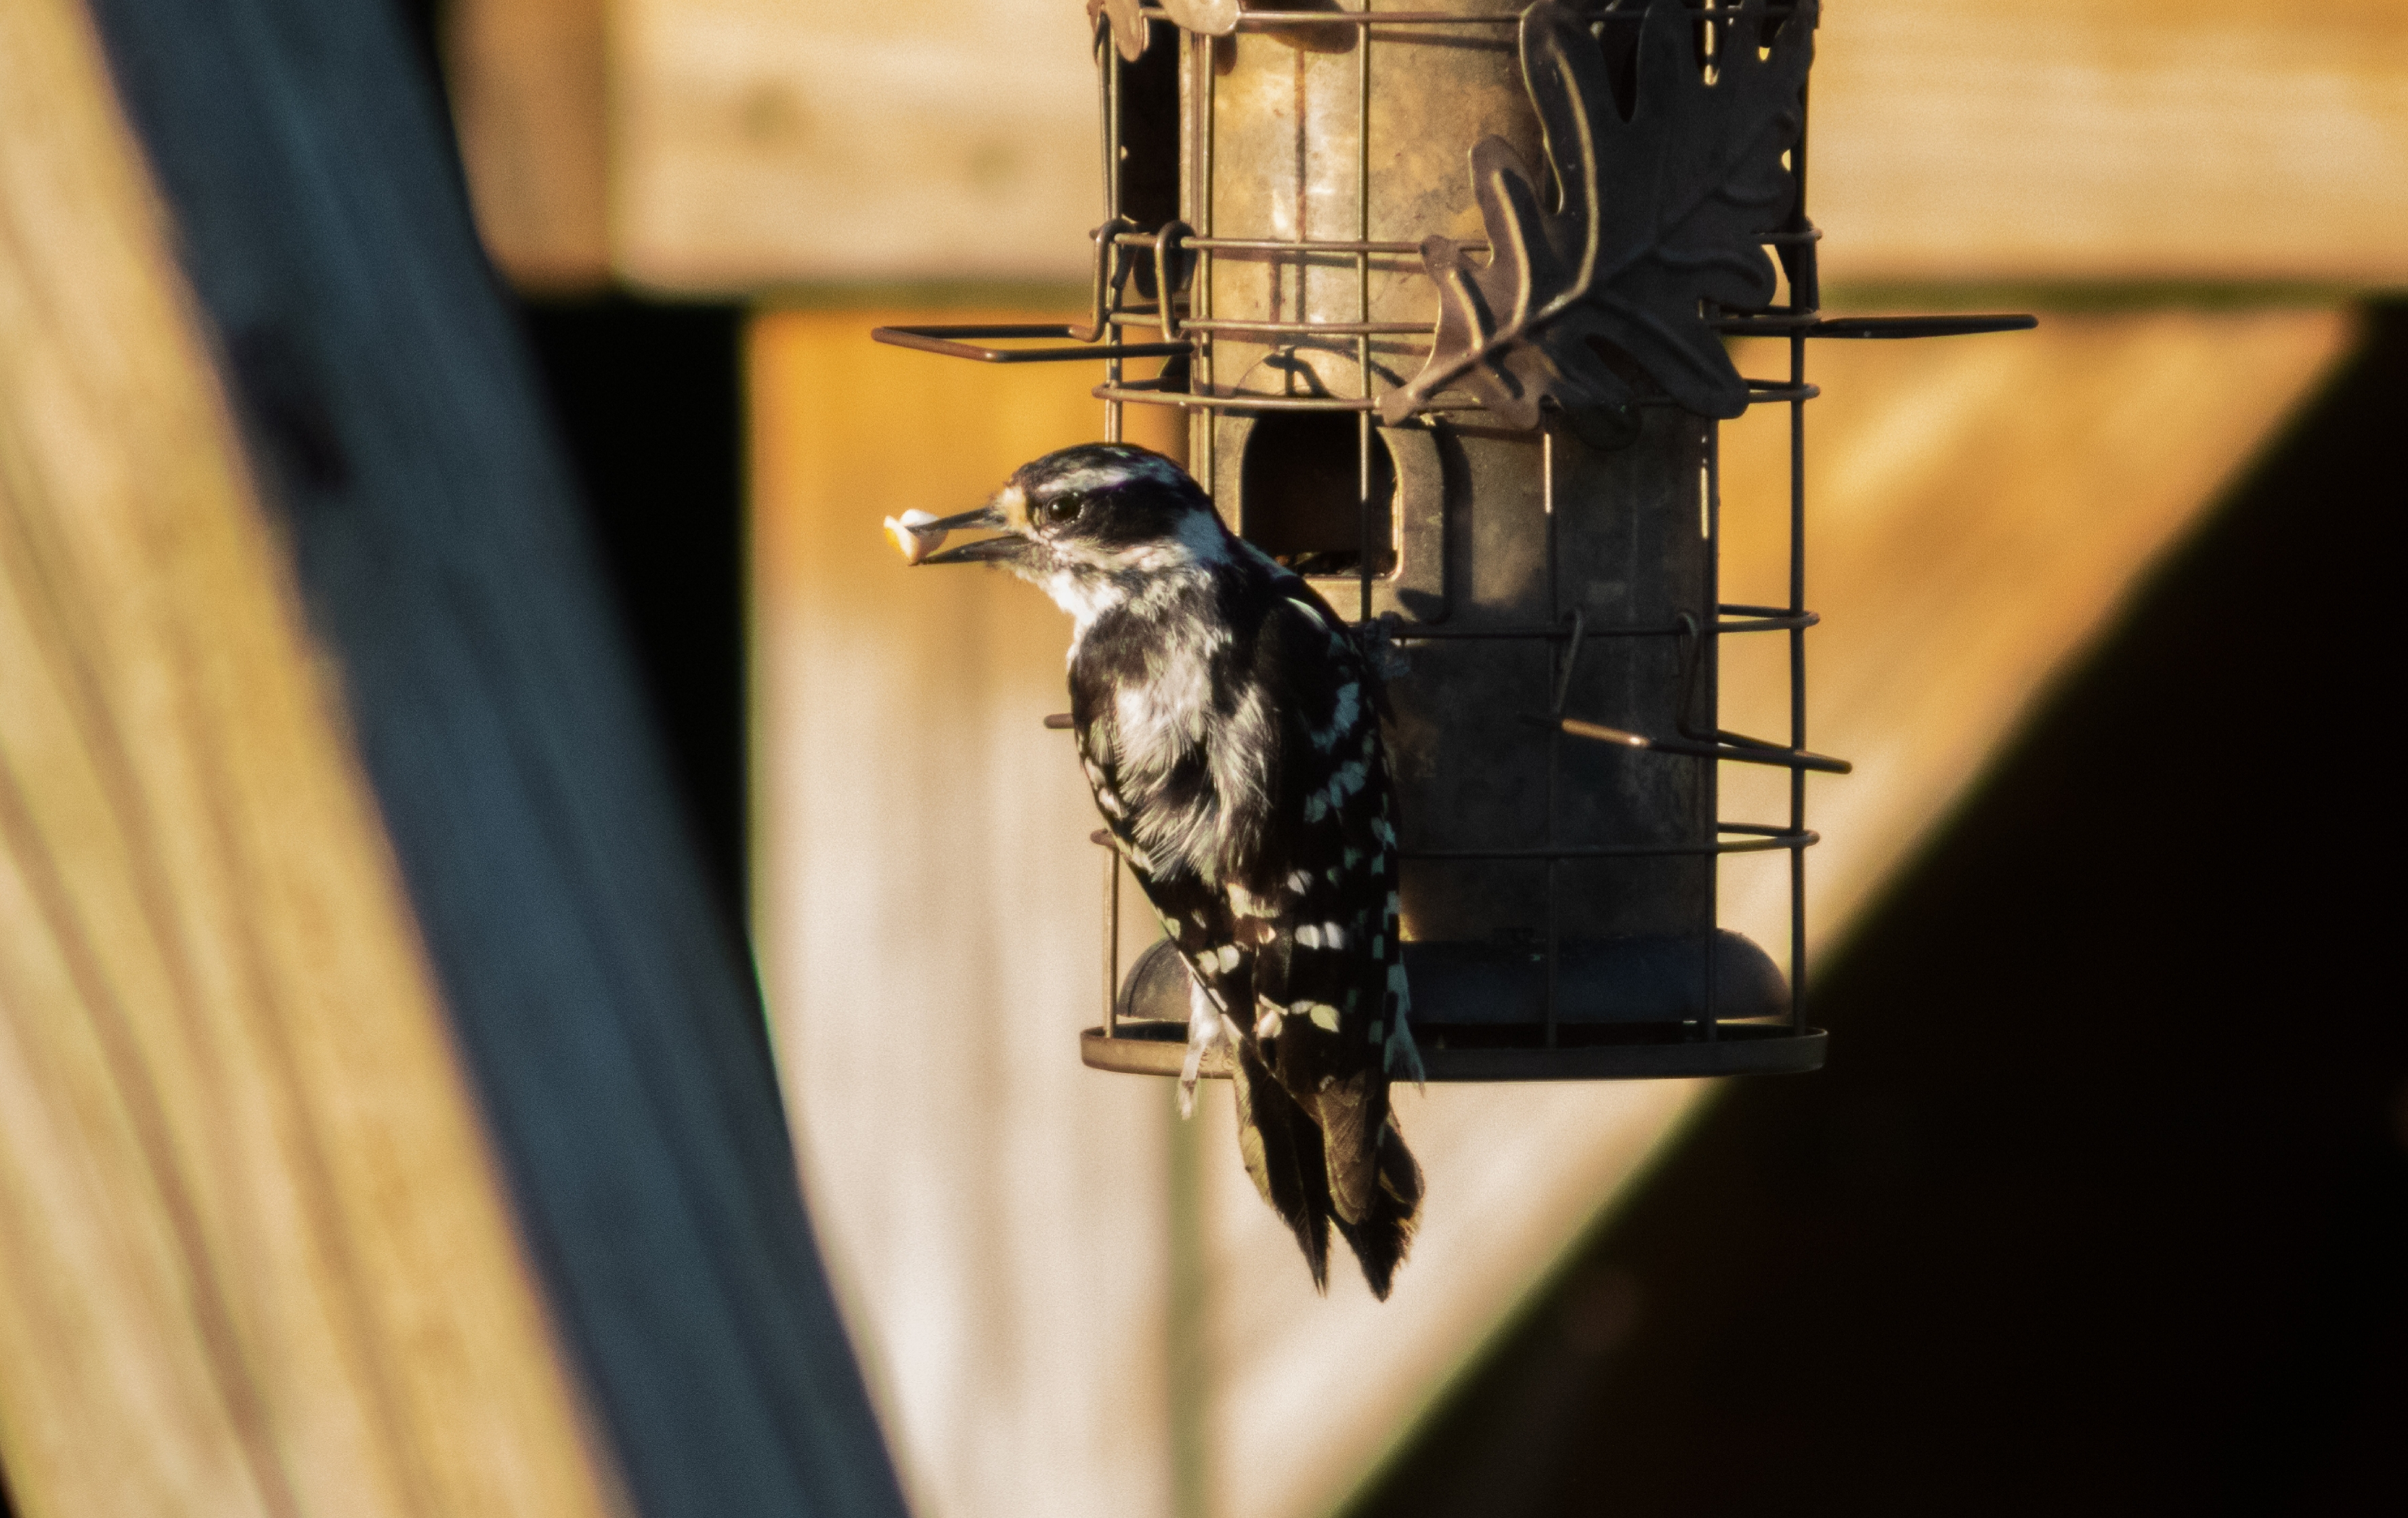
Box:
[1080,1019,1826,1082]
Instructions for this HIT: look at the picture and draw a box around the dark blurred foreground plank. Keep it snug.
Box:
[0,0,906,1514]
[0,1,620,1512]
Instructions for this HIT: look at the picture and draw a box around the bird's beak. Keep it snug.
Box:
[914,503,1030,566]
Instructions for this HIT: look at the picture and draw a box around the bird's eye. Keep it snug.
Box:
[1040,496,1084,528]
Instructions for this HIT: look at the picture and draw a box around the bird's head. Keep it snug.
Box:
[903,445,1231,617]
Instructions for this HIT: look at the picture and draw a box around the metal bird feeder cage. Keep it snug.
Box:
[876,0,2028,1080]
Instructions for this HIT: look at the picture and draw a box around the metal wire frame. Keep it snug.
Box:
[1121,0,1843,1057]
[876,2,2032,1071]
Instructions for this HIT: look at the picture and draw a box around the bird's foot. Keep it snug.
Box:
[1179,971,1227,1118]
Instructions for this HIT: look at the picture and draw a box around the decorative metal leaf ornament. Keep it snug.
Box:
[1382,0,1814,436]
[1090,0,1241,61]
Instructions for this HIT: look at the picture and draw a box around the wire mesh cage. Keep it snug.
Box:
[876,0,2028,1080]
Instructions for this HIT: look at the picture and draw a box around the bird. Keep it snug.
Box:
[903,441,1425,1298]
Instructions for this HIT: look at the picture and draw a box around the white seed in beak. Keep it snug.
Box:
[883,509,948,564]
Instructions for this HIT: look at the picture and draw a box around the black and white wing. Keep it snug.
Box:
[1226,585,1423,1296]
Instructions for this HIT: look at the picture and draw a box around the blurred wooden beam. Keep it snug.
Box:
[0,1,908,1515]
[752,310,1187,1518]
[1812,1,2408,287]
[442,0,2408,292]
[0,2,618,1513]
[609,0,1101,289]
[445,0,611,291]
[1714,309,2365,953]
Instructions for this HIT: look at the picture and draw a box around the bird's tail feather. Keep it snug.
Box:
[1332,1113,1422,1300]
[1231,1042,1332,1290]
[1313,1068,1425,1298]
[1242,1057,1425,1301]
[1318,1070,1380,1227]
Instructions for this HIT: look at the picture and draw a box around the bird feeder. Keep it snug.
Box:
[875,0,2028,1080]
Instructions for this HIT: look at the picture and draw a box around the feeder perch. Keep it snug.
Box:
[876,0,2031,1080]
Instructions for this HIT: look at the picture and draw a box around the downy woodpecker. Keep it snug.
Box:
[908,442,1425,1298]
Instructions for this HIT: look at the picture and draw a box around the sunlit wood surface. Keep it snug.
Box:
[614,0,1101,287]
[754,313,1188,1518]
[1713,311,2360,969]
[1811,1,2408,285]
[0,2,624,1513]
[753,304,2348,1518]
[456,1,2407,290]
[445,0,609,290]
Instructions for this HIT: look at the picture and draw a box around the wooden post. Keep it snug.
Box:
[0,1,905,1515]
